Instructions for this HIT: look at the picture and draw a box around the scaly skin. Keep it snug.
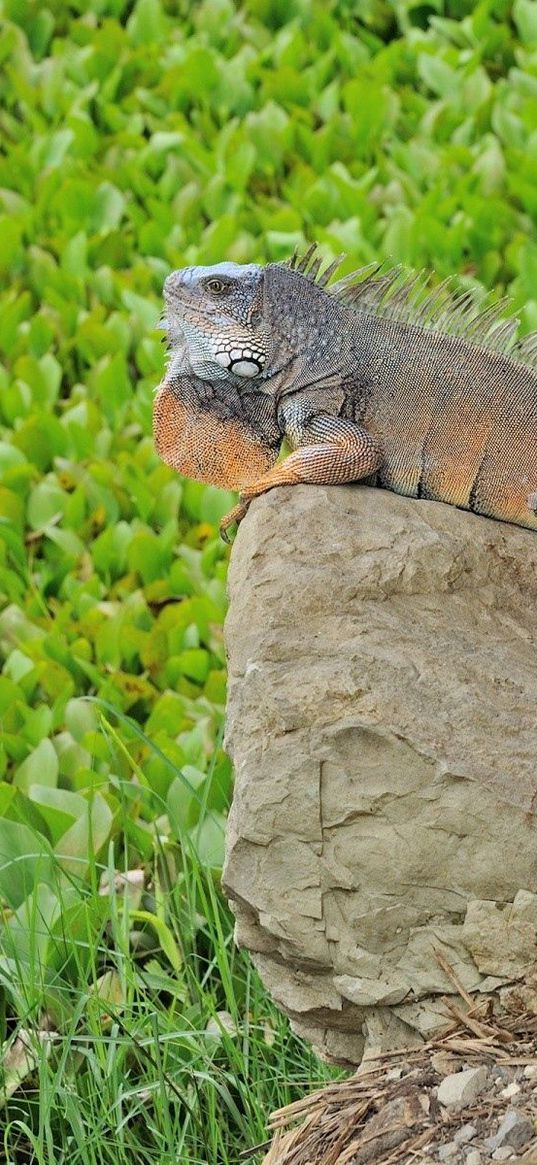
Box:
[155,254,537,540]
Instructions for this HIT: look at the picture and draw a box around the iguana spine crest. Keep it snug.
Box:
[287,246,532,366]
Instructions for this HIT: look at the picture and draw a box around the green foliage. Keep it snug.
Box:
[0,0,536,1160]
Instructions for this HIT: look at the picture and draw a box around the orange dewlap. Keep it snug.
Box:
[153,382,278,490]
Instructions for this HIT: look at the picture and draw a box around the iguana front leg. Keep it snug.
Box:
[219,399,382,541]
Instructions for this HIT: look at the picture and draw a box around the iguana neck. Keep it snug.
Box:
[262,263,358,395]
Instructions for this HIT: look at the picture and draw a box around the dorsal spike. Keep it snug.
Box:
[326,261,536,367]
[316,254,346,287]
[282,247,537,372]
[294,243,318,274]
[282,247,346,289]
[305,256,323,282]
[513,332,537,362]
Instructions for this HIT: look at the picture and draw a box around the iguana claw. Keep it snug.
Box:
[219,499,252,543]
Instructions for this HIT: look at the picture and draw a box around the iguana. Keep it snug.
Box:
[154,245,537,541]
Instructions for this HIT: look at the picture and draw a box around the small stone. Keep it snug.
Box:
[523,1064,537,1080]
[466,1152,482,1165]
[385,1065,404,1081]
[418,1092,431,1115]
[439,1144,458,1161]
[454,1124,478,1146]
[501,1082,521,1099]
[492,1150,516,1162]
[489,1109,534,1152]
[432,1052,459,1075]
[437,1066,490,1109]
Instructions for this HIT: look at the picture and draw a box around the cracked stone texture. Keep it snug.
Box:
[222,485,537,1065]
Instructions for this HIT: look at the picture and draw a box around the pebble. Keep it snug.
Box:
[438,1144,458,1161]
[432,1051,459,1075]
[437,1066,490,1109]
[486,1109,534,1152]
[466,1151,482,1165]
[454,1124,478,1145]
[500,1081,521,1099]
[523,1064,537,1080]
[492,1066,511,1082]
[492,1150,516,1162]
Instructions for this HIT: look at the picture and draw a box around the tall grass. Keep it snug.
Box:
[1,717,341,1165]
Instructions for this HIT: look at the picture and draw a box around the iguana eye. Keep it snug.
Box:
[204,278,231,295]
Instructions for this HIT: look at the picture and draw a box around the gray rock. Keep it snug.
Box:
[454,1124,478,1145]
[500,1082,521,1099]
[437,1067,489,1109]
[223,486,537,1064]
[466,1153,482,1165]
[488,1109,534,1151]
[492,1150,516,1163]
[438,1144,458,1161]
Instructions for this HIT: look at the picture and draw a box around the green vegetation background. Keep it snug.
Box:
[0,0,536,1160]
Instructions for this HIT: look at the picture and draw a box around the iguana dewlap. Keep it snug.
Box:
[154,247,537,540]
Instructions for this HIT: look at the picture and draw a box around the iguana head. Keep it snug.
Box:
[163,251,357,399]
[164,261,271,381]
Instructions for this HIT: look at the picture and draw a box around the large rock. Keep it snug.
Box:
[222,485,537,1065]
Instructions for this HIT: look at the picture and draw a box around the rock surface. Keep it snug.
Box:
[437,1068,489,1109]
[223,484,537,1065]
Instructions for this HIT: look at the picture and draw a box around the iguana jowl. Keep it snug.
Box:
[154,247,537,540]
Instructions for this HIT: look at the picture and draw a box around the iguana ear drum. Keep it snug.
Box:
[212,345,266,378]
[153,381,278,489]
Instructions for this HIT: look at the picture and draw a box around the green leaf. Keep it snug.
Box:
[3,649,34,684]
[27,785,85,846]
[12,416,66,472]
[417,53,457,99]
[0,820,53,909]
[0,882,60,985]
[64,698,98,742]
[514,0,537,43]
[0,443,26,475]
[0,677,24,717]
[127,0,168,45]
[167,767,206,833]
[91,353,132,422]
[190,812,226,870]
[54,793,113,875]
[166,648,210,684]
[27,481,65,529]
[127,909,182,974]
[14,739,59,794]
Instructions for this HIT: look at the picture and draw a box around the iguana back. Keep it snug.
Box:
[156,248,537,538]
[338,312,537,530]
